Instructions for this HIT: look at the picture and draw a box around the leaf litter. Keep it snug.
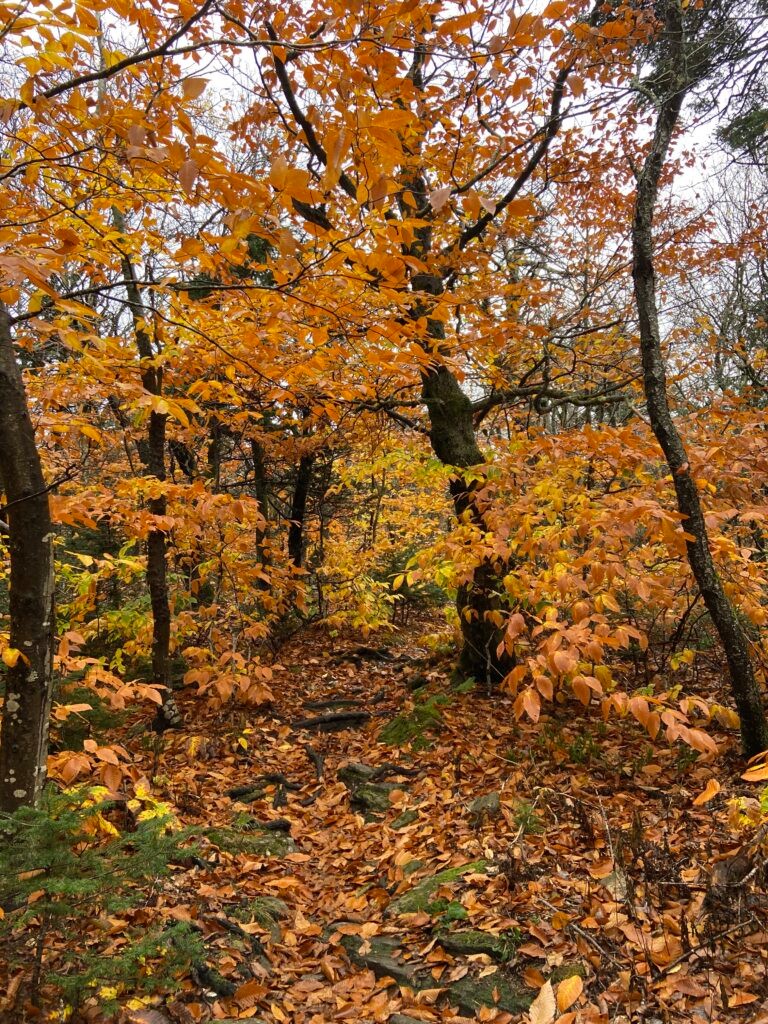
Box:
[6,614,768,1024]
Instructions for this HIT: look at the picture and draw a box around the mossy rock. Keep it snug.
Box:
[444,970,531,1015]
[390,808,419,830]
[353,782,398,814]
[469,791,501,821]
[206,826,295,858]
[339,933,424,988]
[386,860,487,916]
[430,898,468,922]
[402,859,424,878]
[338,762,377,788]
[550,962,587,983]
[438,928,519,962]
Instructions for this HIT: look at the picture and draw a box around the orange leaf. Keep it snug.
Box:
[182,77,208,100]
[602,19,631,38]
[556,974,583,1011]
[693,778,721,805]
[523,687,541,723]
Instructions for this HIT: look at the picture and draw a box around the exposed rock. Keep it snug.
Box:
[206,825,295,858]
[338,762,378,788]
[353,782,398,814]
[339,933,424,988]
[469,791,501,822]
[390,809,419,830]
[438,927,519,961]
[338,762,403,817]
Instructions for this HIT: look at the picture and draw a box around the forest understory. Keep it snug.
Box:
[4,612,767,1024]
[5,0,768,1021]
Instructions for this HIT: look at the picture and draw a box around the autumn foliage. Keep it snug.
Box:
[2,0,768,1020]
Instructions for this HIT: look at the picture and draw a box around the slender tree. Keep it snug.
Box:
[631,0,768,756]
[0,304,56,811]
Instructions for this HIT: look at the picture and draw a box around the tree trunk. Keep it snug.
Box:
[421,361,512,683]
[412,271,512,682]
[0,303,56,811]
[288,453,314,569]
[631,5,768,757]
[251,438,270,571]
[118,238,179,730]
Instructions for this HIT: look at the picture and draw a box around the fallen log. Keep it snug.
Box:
[291,710,371,732]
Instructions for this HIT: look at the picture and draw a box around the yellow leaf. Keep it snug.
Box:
[556,974,583,1011]
[79,424,103,445]
[2,647,23,668]
[693,778,721,806]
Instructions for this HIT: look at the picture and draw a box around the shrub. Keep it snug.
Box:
[0,787,204,1018]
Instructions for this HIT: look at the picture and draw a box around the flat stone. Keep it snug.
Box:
[338,762,378,788]
[353,782,398,814]
[390,809,419,830]
[340,934,422,988]
[206,826,295,858]
[469,791,501,820]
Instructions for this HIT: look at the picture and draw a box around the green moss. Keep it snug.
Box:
[206,826,294,858]
[438,928,519,961]
[387,860,487,916]
[429,898,468,922]
[445,970,531,1015]
[549,962,587,983]
[391,809,420,830]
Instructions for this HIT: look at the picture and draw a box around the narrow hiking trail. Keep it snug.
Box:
[119,619,768,1024]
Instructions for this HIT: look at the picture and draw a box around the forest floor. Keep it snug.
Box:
[12,615,768,1024]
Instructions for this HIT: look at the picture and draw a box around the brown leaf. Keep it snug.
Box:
[182,77,208,100]
[179,158,199,193]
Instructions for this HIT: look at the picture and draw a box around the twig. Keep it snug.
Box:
[657,917,757,977]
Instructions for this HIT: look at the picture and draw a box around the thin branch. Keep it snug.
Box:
[265,21,358,201]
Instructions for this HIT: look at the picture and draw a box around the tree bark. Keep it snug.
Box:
[0,303,56,811]
[251,438,270,568]
[415,277,512,682]
[631,3,768,757]
[118,238,179,729]
[288,452,314,569]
